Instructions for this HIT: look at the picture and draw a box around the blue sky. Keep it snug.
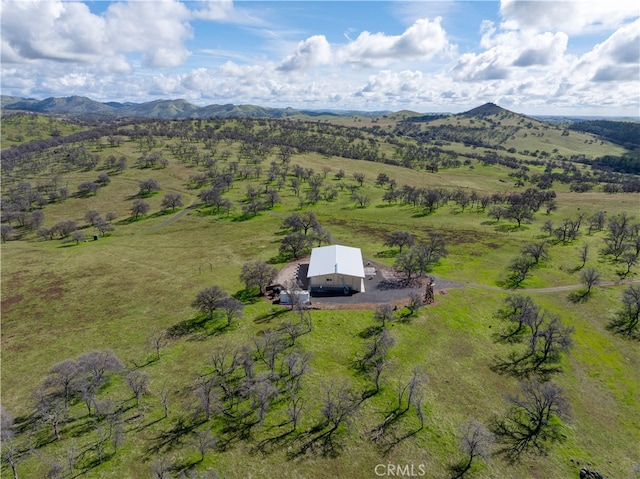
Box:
[1,1,638,115]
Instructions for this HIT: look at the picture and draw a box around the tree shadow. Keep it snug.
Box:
[379,426,423,455]
[491,353,560,381]
[374,250,398,259]
[358,325,382,339]
[233,288,260,304]
[496,277,525,289]
[267,253,291,264]
[166,314,228,339]
[115,216,146,225]
[80,451,116,472]
[254,308,289,324]
[494,224,523,233]
[251,427,297,455]
[146,416,202,456]
[148,210,173,219]
[568,290,590,303]
[166,314,211,338]
[290,426,344,459]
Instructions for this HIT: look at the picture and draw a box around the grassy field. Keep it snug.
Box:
[1,112,639,479]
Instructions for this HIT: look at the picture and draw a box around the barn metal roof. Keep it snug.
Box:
[307,245,365,278]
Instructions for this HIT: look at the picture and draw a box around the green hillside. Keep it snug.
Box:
[1,113,639,479]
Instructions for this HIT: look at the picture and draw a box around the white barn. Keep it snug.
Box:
[307,245,365,295]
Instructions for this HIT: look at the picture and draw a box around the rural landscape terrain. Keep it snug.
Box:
[1,96,639,479]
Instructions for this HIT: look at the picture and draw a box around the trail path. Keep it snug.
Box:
[141,199,201,235]
[463,278,640,294]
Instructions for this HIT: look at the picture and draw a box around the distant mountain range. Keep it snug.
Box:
[1,95,392,120]
[3,95,636,123]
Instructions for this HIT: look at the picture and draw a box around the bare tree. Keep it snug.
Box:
[84,210,101,226]
[521,241,549,265]
[351,190,370,208]
[407,292,424,316]
[130,199,150,219]
[94,218,115,236]
[353,172,365,186]
[193,428,217,462]
[506,203,534,227]
[240,260,277,295]
[73,350,123,414]
[281,211,319,235]
[193,375,216,422]
[286,394,304,432]
[280,351,311,395]
[450,419,494,478]
[493,380,569,460]
[64,441,78,475]
[506,256,536,286]
[125,371,149,406]
[1,224,14,242]
[280,318,305,346]
[77,181,100,197]
[280,232,311,259]
[580,267,601,295]
[149,330,168,361]
[384,231,414,253]
[588,211,606,234]
[93,425,111,464]
[579,243,589,269]
[493,296,573,378]
[609,284,640,339]
[33,386,66,441]
[321,384,361,442]
[160,193,183,211]
[44,358,80,407]
[192,285,226,320]
[138,178,161,196]
[394,248,420,280]
[1,407,14,442]
[1,437,20,479]
[253,330,287,373]
[71,230,85,244]
[374,303,395,328]
[218,297,244,327]
[247,376,278,426]
[150,457,171,479]
[159,384,170,418]
[619,252,638,279]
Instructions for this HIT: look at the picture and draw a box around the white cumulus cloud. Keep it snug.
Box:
[499,0,639,34]
[575,18,640,82]
[277,35,332,72]
[1,0,194,69]
[336,17,450,67]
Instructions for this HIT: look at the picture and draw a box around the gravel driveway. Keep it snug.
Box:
[307,264,463,306]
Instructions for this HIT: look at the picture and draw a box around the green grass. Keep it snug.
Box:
[2,116,639,478]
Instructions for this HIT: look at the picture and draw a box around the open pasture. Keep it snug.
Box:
[1,112,639,478]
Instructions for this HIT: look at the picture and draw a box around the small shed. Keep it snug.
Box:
[307,245,365,295]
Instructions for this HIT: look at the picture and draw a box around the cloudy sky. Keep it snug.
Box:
[2,0,638,115]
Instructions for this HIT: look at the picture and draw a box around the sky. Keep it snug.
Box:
[1,0,639,116]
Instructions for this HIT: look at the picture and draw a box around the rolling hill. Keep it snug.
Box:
[1,95,390,120]
[1,107,639,479]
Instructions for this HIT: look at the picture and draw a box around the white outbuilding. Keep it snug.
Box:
[307,245,365,295]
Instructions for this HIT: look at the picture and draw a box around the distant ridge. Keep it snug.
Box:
[1,95,391,120]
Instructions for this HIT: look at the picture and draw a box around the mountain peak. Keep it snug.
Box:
[462,102,511,117]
